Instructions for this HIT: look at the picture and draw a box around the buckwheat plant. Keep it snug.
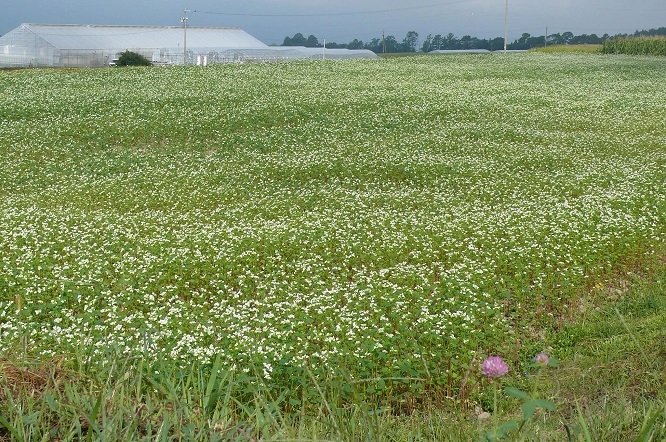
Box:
[482,353,557,441]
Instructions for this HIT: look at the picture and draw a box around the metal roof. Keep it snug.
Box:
[17,23,268,50]
[430,49,491,54]
[292,47,379,59]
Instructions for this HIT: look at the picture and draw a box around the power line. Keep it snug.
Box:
[193,1,473,18]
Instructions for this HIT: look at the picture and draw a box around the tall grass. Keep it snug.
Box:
[602,36,666,56]
[2,265,665,440]
[531,44,602,54]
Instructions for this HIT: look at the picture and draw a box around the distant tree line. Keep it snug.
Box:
[282,31,420,53]
[281,26,666,53]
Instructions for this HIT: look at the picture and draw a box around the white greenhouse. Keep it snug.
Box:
[0,23,378,68]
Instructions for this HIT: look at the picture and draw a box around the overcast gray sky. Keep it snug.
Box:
[2,1,665,46]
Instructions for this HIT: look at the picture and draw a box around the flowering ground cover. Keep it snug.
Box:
[1,53,665,397]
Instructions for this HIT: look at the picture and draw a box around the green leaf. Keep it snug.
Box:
[504,386,530,400]
[484,430,498,442]
[0,414,23,442]
[157,417,174,442]
[636,403,662,442]
[497,420,519,437]
[204,355,223,415]
[575,399,593,442]
[21,412,40,425]
[45,393,59,412]
[484,420,519,442]
[522,398,556,421]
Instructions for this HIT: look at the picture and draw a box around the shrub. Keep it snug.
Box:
[116,50,152,67]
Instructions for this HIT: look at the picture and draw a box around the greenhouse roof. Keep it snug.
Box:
[430,49,491,54]
[14,23,268,50]
[292,47,379,59]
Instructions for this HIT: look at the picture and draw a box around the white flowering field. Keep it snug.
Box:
[1,54,665,394]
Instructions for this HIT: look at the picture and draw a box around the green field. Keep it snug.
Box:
[1,53,666,439]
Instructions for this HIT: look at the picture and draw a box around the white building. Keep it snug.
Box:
[0,23,378,68]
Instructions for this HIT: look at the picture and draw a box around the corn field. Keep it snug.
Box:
[602,36,666,56]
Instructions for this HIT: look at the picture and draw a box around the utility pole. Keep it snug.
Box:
[382,29,386,54]
[545,26,548,48]
[503,0,508,52]
[181,9,190,65]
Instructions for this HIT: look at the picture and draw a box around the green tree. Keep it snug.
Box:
[561,31,574,44]
[364,38,383,53]
[347,39,364,50]
[460,35,474,49]
[489,36,504,51]
[305,35,320,47]
[421,34,433,52]
[445,33,459,49]
[117,50,151,67]
[385,35,401,52]
[572,33,602,44]
[282,33,307,46]
[292,33,307,46]
[401,31,419,52]
[549,33,563,45]
[431,34,445,51]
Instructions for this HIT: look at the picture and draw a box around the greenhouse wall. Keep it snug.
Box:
[58,49,128,68]
[1,24,378,68]
[0,26,60,67]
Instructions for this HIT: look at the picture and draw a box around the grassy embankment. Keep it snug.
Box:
[2,265,665,440]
